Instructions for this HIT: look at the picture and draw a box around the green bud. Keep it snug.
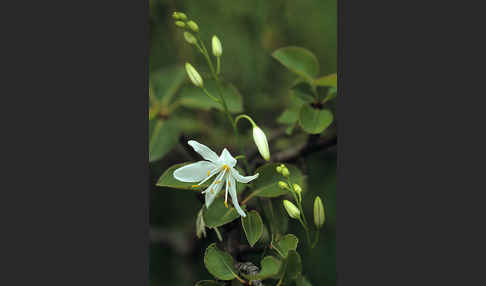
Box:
[172,12,180,20]
[278,181,289,190]
[212,35,223,57]
[314,196,325,229]
[184,31,197,45]
[281,167,290,177]
[175,21,185,28]
[283,200,300,219]
[276,166,283,173]
[293,184,302,194]
[185,62,203,87]
[177,12,187,21]
[187,20,199,32]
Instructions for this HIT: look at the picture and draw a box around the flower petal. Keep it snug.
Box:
[228,175,246,217]
[173,161,217,182]
[188,140,220,162]
[219,148,237,167]
[231,168,259,183]
[204,170,227,208]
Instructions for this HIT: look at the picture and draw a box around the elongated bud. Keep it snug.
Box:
[293,184,302,195]
[252,126,270,161]
[184,31,197,45]
[212,35,223,57]
[196,208,207,238]
[175,21,185,28]
[283,200,300,219]
[185,62,203,87]
[177,12,187,21]
[187,20,199,32]
[172,12,187,20]
[281,167,290,177]
[278,181,289,190]
[314,196,325,229]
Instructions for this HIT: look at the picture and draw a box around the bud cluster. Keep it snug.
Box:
[275,164,290,177]
[172,11,199,33]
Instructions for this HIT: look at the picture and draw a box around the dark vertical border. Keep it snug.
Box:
[2,0,149,285]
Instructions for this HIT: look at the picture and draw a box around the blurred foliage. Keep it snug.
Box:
[150,0,336,285]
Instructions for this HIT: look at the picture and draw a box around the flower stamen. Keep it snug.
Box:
[192,184,200,188]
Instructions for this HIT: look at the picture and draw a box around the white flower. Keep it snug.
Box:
[252,126,270,161]
[173,140,259,217]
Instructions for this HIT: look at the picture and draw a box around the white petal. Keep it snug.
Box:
[231,168,259,183]
[173,161,216,182]
[188,140,220,163]
[228,175,246,217]
[219,148,236,167]
[204,170,227,208]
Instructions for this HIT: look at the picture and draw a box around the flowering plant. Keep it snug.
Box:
[150,11,337,286]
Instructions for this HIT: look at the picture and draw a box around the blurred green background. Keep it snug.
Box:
[149,0,337,285]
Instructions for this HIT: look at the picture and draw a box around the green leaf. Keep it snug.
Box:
[241,210,264,247]
[277,109,300,125]
[261,199,288,239]
[272,46,319,80]
[242,256,282,281]
[299,105,333,134]
[273,234,298,258]
[151,65,186,104]
[204,196,244,228]
[195,280,225,286]
[282,250,302,284]
[156,163,211,190]
[291,81,315,103]
[314,73,337,88]
[249,163,306,198]
[285,123,297,135]
[296,275,312,286]
[177,80,243,113]
[149,119,180,162]
[204,243,238,281]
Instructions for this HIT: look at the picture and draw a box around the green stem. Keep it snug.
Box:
[216,56,221,75]
[213,227,223,242]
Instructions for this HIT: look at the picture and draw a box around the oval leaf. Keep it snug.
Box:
[204,196,244,228]
[299,105,333,134]
[241,210,264,247]
[149,119,180,162]
[151,65,186,104]
[242,256,282,281]
[204,243,238,281]
[273,234,298,258]
[248,163,306,199]
[282,250,302,283]
[177,80,243,113]
[313,73,337,88]
[272,46,319,80]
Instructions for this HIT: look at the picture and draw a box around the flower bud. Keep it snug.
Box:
[185,62,203,87]
[276,166,283,173]
[212,35,223,57]
[196,208,207,238]
[184,32,197,45]
[252,126,270,161]
[172,12,180,20]
[177,12,187,21]
[187,20,199,32]
[283,200,300,219]
[293,184,302,195]
[175,21,185,28]
[278,181,289,190]
[314,196,325,229]
[281,167,290,177]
